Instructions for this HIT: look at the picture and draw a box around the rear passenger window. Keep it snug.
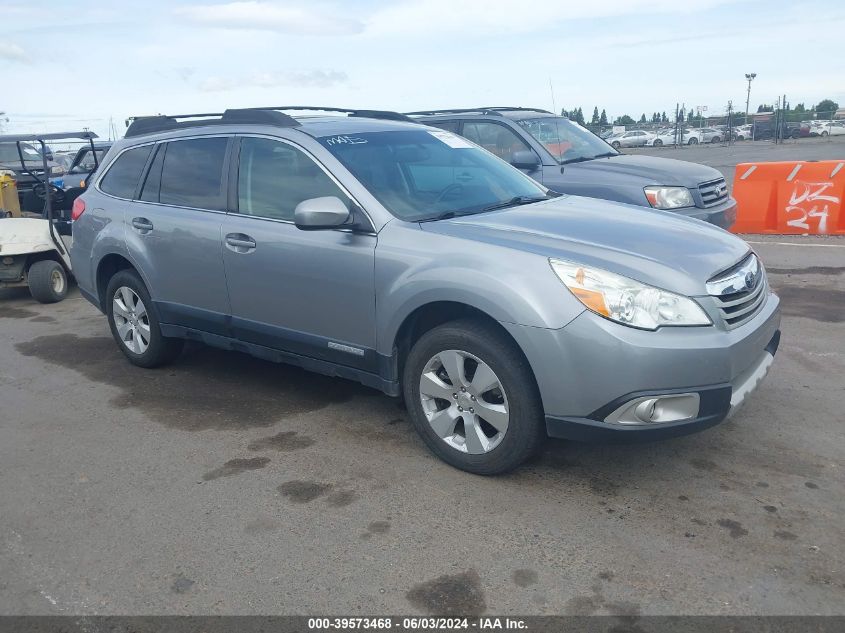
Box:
[237,137,348,221]
[99,145,152,199]
[158,137,228,210]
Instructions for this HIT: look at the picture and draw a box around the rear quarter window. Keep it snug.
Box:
[99,145,153,199]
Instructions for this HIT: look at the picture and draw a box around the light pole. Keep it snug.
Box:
[745,73,756,124]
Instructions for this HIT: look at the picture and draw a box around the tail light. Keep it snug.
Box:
[71,198,86,221]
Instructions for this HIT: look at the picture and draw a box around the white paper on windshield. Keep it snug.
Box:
[428,130,474,148]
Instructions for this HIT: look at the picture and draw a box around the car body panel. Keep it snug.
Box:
[419,196,748,297]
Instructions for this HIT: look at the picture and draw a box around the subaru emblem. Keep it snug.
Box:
[744,271,755,289]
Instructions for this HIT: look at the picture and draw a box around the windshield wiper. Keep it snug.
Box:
[476,195,550,213]
[591,151,617,159]
[420,195,549,222]
[560,156,593,165]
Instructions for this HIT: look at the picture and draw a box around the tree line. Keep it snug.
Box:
[560,98,840,128]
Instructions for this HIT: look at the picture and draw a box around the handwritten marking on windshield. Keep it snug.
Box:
[324,135,368,146]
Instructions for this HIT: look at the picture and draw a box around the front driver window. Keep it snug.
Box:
[461,122,531,162]
[238,137,349,221]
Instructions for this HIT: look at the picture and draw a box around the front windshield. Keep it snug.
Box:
[516,117,618,163]
[0,142,42,163]
[69,148,108,174]
[318,129,548,221]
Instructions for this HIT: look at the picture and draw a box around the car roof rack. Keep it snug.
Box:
[0,131,98,142]
[405,107,554,116]
[124,109,300,138]
[251,106,414,122]
[125,106,414,138]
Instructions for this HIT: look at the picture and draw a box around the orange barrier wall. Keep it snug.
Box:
[731,160,845,234]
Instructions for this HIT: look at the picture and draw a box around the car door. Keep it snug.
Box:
[124,136,232,335]
[221,135,378,371]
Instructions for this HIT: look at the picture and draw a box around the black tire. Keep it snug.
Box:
[402,319,545,475]
[611,141,621,149]
[105,269,183,368]
[688,137,698,145]
[653,139,663,147]
[28,260,68,303]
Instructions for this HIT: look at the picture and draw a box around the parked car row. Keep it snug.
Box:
[66,105,778,474]
[809,120,845,136]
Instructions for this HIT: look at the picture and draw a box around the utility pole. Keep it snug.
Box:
[745,73,756,124]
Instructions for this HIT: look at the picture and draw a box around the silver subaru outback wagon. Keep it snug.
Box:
[70,107,780,474]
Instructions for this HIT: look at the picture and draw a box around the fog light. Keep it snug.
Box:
[605,393,700,425]
[2,257,13,265]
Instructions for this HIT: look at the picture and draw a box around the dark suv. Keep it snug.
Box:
[409,108,736,228]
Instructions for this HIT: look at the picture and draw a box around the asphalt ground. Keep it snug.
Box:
[1,233,843,617]
[626,136,845,188]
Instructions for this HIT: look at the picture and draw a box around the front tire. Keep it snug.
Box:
[611,141,621,149]
[688,137,699,145]
[106,269,183,368]
[653,139,663,147]
[402,319,545,475]
[28,260,68,303]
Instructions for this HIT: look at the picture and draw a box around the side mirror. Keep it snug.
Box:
[510,150,541,170]
[294,196,351,230]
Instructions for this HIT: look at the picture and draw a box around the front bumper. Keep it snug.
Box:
[502,291,780,443]
[674,196,737,230]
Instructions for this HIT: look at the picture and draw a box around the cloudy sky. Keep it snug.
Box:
[2,0,843,138]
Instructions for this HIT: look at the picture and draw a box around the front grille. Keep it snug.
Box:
[707,254,768,329]
[699,177,729,207]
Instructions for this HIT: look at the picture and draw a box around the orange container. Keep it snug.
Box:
[731,160,845,234]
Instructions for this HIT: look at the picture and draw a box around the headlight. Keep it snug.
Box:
[644,186,694,209]
[549,259,711,330]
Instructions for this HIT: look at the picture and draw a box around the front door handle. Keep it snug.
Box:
[225,233,256,252]
[132,217,154,232]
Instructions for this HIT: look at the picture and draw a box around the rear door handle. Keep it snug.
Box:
[131,217,154,232]
[225,233,256,252]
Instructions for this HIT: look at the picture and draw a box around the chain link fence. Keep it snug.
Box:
[573,103,842,148]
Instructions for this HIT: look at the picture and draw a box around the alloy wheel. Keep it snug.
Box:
[112,286,150,354]
[418,349,509,454]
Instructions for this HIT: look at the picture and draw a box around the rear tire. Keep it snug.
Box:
[28,260,68,304]
[402,319,545,475]
[106,269,183,368]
